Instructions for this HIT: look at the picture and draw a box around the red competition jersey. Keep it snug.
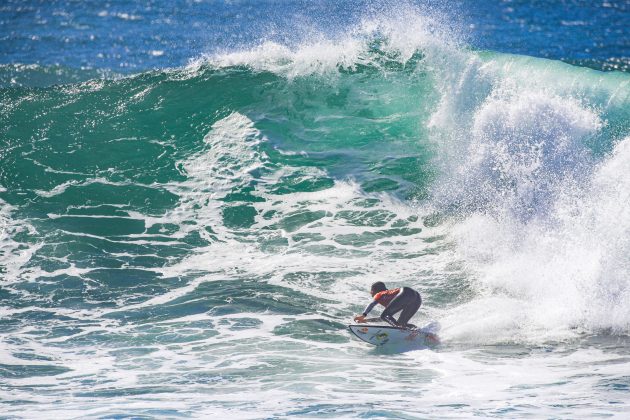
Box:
[373,288,400,307]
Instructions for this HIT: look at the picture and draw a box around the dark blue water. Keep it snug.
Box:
[2,0,628,74]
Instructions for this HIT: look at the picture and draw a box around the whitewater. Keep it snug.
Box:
[1,2,630,418]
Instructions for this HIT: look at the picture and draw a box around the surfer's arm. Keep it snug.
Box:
[362,300,379,317]
[354,300,378,323]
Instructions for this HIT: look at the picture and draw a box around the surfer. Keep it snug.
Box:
[353,282,421,329]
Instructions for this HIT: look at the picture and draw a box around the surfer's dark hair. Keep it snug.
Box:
[371,281,387,294]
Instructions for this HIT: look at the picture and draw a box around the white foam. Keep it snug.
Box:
[0,198,42,283]
[156,111,265,241]
[33,177,137,198]
[204,39,365,79]
[431,56,630,340]
[448,138,630,338]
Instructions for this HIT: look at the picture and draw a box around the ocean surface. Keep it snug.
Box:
[1,0,630,418]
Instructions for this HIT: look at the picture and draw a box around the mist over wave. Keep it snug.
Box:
[424,46,630,341]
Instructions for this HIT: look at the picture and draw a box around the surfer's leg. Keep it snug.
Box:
[381,313,400,327]
[397,290,421,328]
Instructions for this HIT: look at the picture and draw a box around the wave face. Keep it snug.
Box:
[2,6,630,419]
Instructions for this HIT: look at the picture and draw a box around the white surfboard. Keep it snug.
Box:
[348,321,440,347]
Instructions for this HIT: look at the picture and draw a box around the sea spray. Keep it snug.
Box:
[424,45,630,341]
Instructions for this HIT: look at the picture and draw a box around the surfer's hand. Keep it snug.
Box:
[354,315,366,323]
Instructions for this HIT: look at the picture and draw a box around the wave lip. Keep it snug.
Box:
[189,7,463,78]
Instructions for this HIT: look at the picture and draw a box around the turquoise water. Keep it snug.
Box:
[2,2,630,418]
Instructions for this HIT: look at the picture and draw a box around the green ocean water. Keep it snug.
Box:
[1,50,436,283]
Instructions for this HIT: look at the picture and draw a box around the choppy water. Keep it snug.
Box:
[1,1,630,418]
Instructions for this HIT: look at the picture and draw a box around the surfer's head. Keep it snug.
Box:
[370,281,387,296]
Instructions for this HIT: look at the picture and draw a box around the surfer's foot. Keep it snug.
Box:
[403,323,417,330]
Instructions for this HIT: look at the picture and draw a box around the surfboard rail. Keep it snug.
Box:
[348,322,440,347]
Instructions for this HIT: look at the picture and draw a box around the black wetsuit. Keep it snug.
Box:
[362,287,422,328]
